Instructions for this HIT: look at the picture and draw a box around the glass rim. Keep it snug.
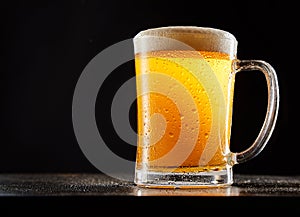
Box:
[134,26,237,42]
[133,26,238,56]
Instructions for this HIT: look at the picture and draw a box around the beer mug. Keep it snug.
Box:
[133,26,279,188]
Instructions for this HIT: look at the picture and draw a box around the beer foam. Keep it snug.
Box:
[134,26,237,57]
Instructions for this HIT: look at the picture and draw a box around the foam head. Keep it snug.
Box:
[133,26,238,58]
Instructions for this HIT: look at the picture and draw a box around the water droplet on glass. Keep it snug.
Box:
[169,132,174,137]
[205,133,209,139]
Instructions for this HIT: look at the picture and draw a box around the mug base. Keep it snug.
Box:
[134,167,233,188]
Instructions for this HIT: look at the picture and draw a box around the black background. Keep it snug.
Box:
[1,0,297,176]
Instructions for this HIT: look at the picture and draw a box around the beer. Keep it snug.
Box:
[135,50,235,173]
[133,26,279,187]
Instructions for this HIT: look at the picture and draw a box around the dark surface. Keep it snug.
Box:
[1,173,300,215]
[0,173,300,197]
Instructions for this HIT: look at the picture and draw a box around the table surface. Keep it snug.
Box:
[1,173,300,214]
[0,173,299,197]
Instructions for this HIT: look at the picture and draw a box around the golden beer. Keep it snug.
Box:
[135,50,235,173]
[133,26,279,188]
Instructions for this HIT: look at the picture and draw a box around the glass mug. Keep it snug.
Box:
[133,26,279,188]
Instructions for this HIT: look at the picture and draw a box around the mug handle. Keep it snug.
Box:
[230,60,280,164]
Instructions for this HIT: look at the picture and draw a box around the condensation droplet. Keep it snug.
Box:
[205,133,209,139]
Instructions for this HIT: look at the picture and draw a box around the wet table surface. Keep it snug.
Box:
[1,173,300,214]
[0,173,299,197]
